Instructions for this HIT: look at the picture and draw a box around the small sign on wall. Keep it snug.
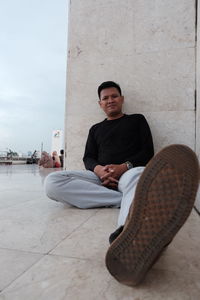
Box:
[51,130,63,155]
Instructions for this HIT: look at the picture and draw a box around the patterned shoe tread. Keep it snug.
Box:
[105,144,199,286]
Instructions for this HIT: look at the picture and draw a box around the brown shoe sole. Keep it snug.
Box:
[105,144,199,286]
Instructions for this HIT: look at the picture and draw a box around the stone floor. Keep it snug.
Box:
[0,164,199,300]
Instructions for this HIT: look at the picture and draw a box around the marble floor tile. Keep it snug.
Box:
[51,208,119,261]
[1,254,200,300]
[0,178,41,193]
[0,249,43,291]
[103,268,200,300]
[153,210,200,274]
[0,164,56,192]
[0,198,98,253]
[0,190,46,209]
[0,164,199,300]
[0,255,111,300]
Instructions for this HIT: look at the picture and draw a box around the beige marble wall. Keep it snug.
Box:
[195,0,200,211]
[65,0,196,168]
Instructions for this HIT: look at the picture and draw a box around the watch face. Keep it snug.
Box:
[126,161,133,169]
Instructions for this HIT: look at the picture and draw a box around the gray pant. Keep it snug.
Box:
[44,167,144,228]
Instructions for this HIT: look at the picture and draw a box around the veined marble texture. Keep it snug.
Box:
[0,164,199,300]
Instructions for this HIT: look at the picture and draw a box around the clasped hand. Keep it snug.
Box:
[94,164,127,189]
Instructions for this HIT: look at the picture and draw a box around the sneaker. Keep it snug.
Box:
[105,144,199,286]
[109,226,124,244]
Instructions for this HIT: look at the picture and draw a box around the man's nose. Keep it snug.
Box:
[107,96,114,103]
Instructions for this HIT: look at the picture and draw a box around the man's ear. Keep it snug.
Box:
[121,96,124,103]
[98,100,102,107]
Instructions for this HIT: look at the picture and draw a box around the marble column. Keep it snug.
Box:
[65,0,198,209]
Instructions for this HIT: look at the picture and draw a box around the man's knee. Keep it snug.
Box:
[44,172,61,199]
[119,167,145,191]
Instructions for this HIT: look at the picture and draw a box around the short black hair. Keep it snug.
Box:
[97,81,122,99]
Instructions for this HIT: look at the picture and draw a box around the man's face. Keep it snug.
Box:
[99,87,124,118]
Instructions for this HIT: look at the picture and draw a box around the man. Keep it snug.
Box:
[83,81,154,191]
[45,81,199,286]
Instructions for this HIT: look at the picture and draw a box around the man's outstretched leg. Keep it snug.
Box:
[105,144,199,286]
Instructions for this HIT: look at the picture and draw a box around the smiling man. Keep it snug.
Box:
[83,81,154,191]
[45,81,199,286]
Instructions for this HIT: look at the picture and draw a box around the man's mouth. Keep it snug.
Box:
[107,104,116,109]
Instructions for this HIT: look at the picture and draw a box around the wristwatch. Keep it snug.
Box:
[125,161,133,170]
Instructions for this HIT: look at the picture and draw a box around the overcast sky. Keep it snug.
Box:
[0,0,68,154]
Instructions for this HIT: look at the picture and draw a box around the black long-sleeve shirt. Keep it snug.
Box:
[83,114,154,171]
